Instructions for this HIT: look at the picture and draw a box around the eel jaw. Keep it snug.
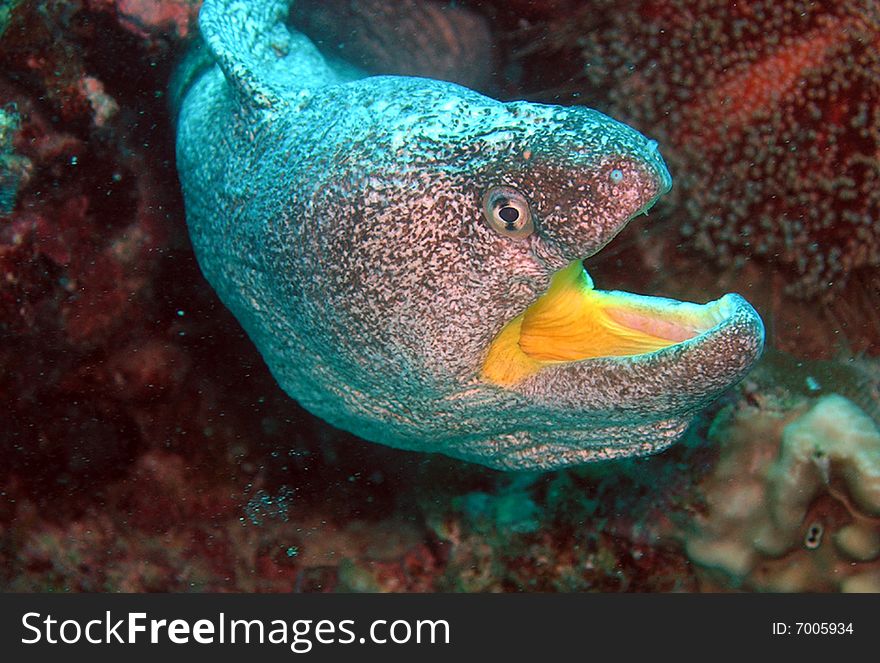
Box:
[481,260,741,387]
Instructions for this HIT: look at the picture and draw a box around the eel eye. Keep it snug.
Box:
[482,186,534,239]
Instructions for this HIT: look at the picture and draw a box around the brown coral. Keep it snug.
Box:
[681,393,880,591]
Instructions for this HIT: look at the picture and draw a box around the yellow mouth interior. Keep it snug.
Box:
[481,261,720,387]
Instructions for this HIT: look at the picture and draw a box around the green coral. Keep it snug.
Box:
[0,0,24,40]
[0,103,32,215]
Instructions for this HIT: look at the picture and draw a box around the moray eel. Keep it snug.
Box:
[175,0,765,470]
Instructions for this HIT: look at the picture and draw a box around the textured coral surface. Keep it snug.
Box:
[1,0,879,592]
[682,391,880,591]
[514,0,880,296]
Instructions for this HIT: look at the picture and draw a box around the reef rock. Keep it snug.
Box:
[682,394,880,591]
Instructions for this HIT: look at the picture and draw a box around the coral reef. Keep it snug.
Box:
[0,103,31,214]
[512,0,880,299]
[419,464,702,592]
[681,394,880,591]
[87,0,202,40]
[1,0,878,594]
[2,448,444,592]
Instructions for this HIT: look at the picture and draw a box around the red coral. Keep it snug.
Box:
[87,0,201,40]
[520,0,880,297]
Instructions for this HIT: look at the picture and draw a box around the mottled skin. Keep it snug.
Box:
[175,0,764,470]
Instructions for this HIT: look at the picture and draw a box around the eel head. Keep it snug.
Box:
[296,80,765,470]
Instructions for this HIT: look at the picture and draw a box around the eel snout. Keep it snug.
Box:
[478,121,761,401]
[530,135,673,266]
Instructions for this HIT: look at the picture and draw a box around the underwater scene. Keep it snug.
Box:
[1,0,879,593]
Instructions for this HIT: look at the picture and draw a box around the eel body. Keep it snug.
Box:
[175,0,765,470]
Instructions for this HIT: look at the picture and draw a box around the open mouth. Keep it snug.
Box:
[481,260,733,387]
